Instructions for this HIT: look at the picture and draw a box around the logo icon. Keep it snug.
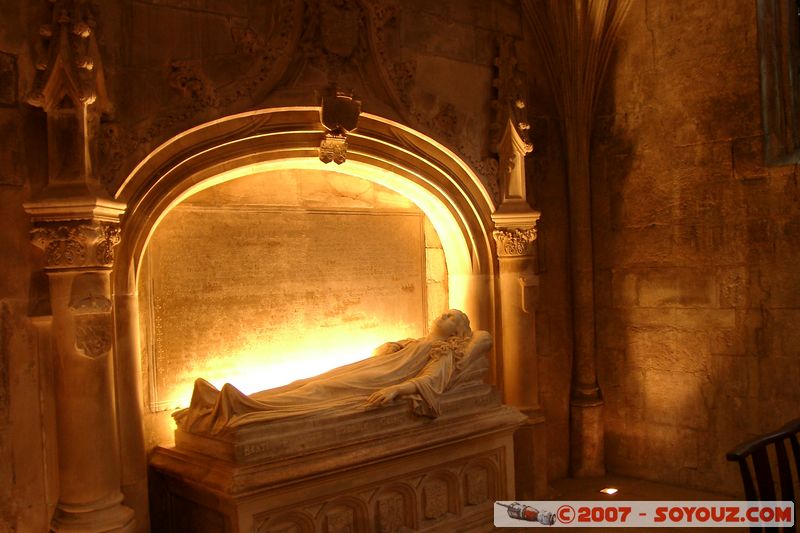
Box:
[496,502,556,525]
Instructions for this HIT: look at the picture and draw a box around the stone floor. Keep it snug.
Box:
[504,475,748,532]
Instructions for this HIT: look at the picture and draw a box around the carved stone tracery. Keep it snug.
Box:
[99,0,304,193]
[73,0,507,208]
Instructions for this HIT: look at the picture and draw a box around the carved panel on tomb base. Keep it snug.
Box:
[265,526,302,533]
[151,386,521,532]
[320,497,368,533]
[422,478,447,519]
[242,448,507,532]
[463,460,499,506]
[420,471,459,522]
[324,507,354,533]
[375,486,415,533]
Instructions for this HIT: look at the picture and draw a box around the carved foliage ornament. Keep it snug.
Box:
[36,225,87,267]
[96,224,121,265]
[493,227,538,257]
[31,221,121,268]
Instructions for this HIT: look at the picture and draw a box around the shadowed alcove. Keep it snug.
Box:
[98,106,544,529]
[136,164,460,446]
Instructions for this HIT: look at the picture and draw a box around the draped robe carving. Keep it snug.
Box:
[174,310,492,435]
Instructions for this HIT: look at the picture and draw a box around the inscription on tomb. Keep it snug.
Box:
[141,204,429,411]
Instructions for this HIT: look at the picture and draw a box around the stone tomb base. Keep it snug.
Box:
[149,383,524,532]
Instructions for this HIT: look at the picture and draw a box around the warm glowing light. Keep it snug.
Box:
[152,158,474,313]
[600,487,619,495]
[145,155,480,420]
[171,325,406,408]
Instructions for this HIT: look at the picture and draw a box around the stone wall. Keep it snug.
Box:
[593,0,800,494]
[0,2,51,531]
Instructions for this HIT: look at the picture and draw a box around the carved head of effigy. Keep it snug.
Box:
[431,309,472,338]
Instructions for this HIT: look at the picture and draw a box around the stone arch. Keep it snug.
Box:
[108,107,510,524]
[113,107,497,320]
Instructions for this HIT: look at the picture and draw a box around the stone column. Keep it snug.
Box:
[28,218,135,532]
[113,291,149,532]
[23,3,137,529]
[523,0,632,478]
[492,227,548,499]
[491,114,547,498]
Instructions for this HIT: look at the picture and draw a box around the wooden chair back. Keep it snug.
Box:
[726,418,800,533]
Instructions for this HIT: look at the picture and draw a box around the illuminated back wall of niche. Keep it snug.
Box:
[137,167,448,422]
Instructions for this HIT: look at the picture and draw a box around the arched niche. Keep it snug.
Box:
[109,107,501,453]
[114,108,497,326]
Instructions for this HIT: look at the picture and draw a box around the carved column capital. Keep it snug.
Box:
[493,227,537,258]
[31,219,121,269]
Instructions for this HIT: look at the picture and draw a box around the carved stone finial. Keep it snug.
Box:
[493,227,538,258]
[491,36,532,154]
[319,88,361,165]
[489,35,538,223]
[26,0,109,113]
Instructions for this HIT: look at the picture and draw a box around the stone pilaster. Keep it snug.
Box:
[28,215,135,533]
[491,104,547,497]
[24,2,138,530]
[492,225,547,499]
